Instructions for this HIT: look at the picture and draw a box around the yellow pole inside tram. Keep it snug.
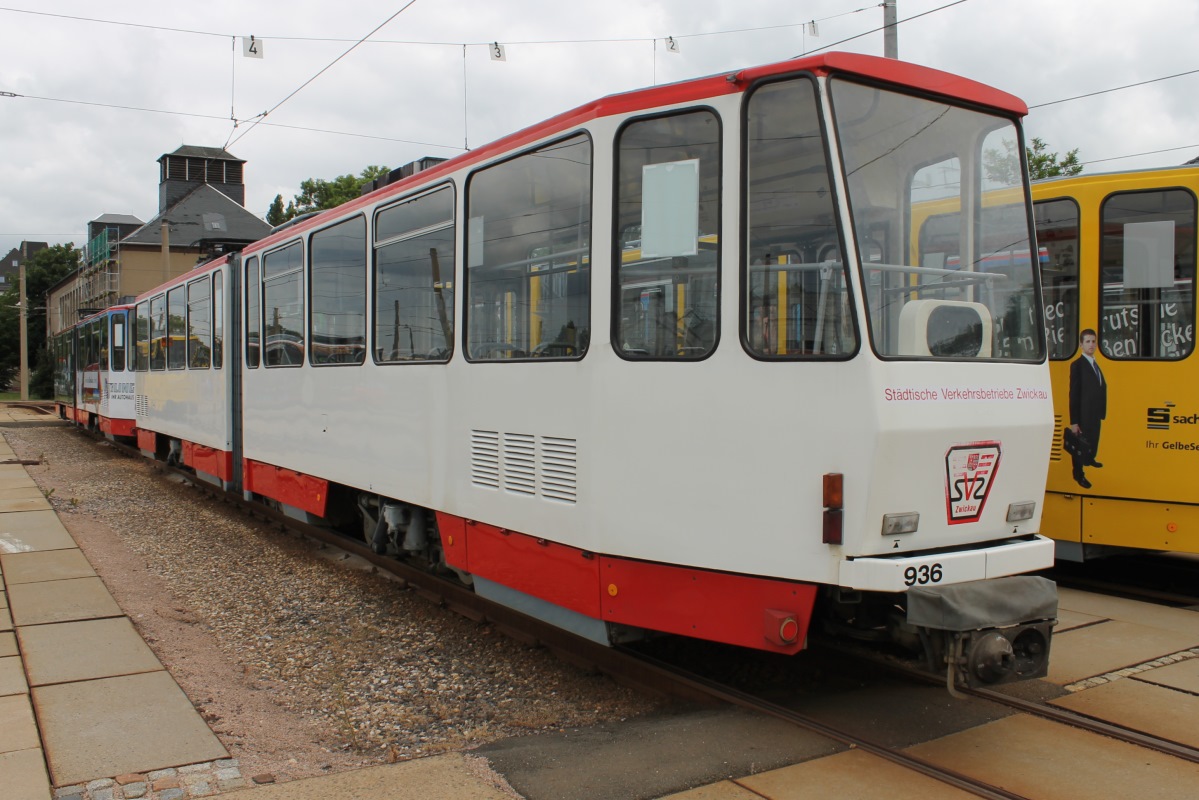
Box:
[777,266,787,356]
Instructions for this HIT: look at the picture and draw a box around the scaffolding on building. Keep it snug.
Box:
[80,227,121,314]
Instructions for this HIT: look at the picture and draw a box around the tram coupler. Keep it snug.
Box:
[906,575,1057,690]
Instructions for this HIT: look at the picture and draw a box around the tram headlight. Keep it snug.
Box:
[1006,501,1036,523]
[881,512,919,535]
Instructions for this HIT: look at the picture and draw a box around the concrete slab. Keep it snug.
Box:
[0,589,6,608]
[0,510,77,553]
[0,484,41,498]
[1054,607,1105,632]
[0,472,36,491]
[1046,619,1199,684]
[19,618,163,686]
[660,782,760,799]
[907,713,1199,799]
[33,670,227,787]
[0,694,40,754]
[1051,677,1199,748]
[0,748,52,800]
[0,631,16,657]
[735,749,974,799]
[1133,656,1199,694]
[0,605,11,632]
[1059,586,1199,637]
[0,655,28,696]
[222,754,516,800]
[0,495,51,513]
[0,549,95,585]
[7,577,122,626]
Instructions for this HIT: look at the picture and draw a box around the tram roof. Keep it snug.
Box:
[247,51,1027,254]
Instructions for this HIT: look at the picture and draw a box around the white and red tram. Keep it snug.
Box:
[52,305,137,439]
[132,258,234,487]
[130,52,1057,689]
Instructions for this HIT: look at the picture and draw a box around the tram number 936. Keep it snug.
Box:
[904,563,943,586]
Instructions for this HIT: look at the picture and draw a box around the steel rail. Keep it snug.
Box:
[820,640,1199,766]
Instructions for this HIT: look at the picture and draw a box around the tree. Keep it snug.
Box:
[266,194,287,227]
[984,137,1083,184]
[0,244,80,396]
[1026,137,1082,180]
[269,165,390,224]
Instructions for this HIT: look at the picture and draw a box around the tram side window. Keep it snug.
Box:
[245,257,260,368]
[81,321,95,369]
[615,110,719,359]
[1034,198,1080,359]
[97,318,108,370]
[136,301,150,371]
[744,77,854,358]
[187,277,212,369]
[111,313,125,372]
[310,216,367,365]
[167,286,186,370]
[150,294,167,371]
[263,242,305,366]
[466,134,592,360]
[1100,189,1196,360]
[213,272,224,369]
[374,186,455,362]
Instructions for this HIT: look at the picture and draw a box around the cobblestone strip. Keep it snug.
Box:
[1064,646,1199,692]
[52,760,247,800]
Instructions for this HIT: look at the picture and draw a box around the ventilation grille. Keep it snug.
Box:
[470,430,500,489]
[471,430,577,504]
[502,433,537,495]
[1051,415,1063,462]
[541,436,578,503]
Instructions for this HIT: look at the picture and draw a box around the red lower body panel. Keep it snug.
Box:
[436,512,815,654]
[244,459,328,517]
[100,416,136,438]
[183,442,233,482]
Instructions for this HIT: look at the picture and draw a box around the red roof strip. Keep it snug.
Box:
[244,51,1026,253]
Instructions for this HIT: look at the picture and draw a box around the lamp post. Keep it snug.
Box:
[19,262,28,400]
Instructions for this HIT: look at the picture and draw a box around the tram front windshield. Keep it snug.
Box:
[830,79,1044,362]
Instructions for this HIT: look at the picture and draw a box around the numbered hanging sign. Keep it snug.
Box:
[490,42,507,61]
[665,36,680,54]
[242,36,264,59]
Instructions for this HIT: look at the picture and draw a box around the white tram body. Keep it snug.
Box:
[126,52,1057,688]
[62,306,137,439]
[132,259,234,487]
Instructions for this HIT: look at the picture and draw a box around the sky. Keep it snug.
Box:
[2,0,1198,259]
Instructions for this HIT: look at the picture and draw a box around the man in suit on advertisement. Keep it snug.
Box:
[1069,328,1107,489]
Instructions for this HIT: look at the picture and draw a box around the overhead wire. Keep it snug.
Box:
[2,2,1197,166]
[224,0,422,149]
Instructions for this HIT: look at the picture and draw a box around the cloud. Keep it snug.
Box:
[3,0,1198,258]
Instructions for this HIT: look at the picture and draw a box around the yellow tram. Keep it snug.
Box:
[1031,165,1199,559]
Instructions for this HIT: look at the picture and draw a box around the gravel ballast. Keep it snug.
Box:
[3,424,656,786]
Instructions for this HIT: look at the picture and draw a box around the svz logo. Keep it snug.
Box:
[945,442,1001,525]
[1145,402,1199,431]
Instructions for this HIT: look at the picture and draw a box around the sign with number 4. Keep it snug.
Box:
[243,36,264,59]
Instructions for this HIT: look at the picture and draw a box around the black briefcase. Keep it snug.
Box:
[1063,428,1096,461]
